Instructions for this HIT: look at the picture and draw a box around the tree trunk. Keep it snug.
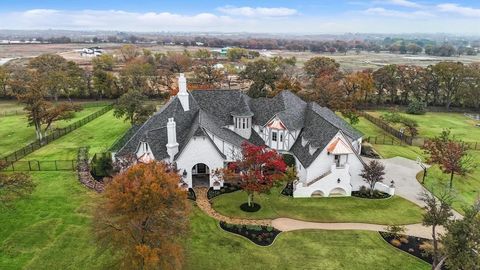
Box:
[370,183,375,197]
[432,225,438,270]
[247,192,254,207]
[449,171,454,189]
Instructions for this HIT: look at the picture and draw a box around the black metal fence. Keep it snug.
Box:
[364,136,405,146]
[358,111,414,145]
[0,104,113,164]
[2,160,77,171]
[109,124,140,152]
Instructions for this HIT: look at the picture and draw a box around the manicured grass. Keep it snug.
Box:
[21,111,130,160]
[0,172,428,269]
[211,186,424,225]
[0,100,24,114]
[348,116,424,160]
[0,172,115,270]
[368,111,480,142]
[0,106,105,156]
[419,151,480,213]
[186,206,429,270]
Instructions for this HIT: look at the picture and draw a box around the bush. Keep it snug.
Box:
[90,152,113,178]
[390,239,402,247]
[282,154,296,167]
[384,225,407,239]
[406,100,427,115]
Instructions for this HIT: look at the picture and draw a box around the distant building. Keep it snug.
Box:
[80,47,103,57]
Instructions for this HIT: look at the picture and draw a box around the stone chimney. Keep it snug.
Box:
[178,73,189,111]
[166,118,179,162]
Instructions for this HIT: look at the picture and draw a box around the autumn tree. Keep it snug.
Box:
[373,64,399,104]
[344,69,375,105]
[192,59,223,88]
[119,44,140,62]
[461,63,480,110]
[241,59,282,98]
[92,54,120,98]
[441,200,480,270]
[431,61,465,110]
[0,172,36,208]
[0,66,9,97]
[423,129,474,188]
[114,90,155,125]
[94,162,189,270]
[303,56,340,78]
[217,142,287,208]
[360,160,386,197]
[419,190,453,270]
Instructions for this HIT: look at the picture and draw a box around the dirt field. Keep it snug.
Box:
[1,43,480,71]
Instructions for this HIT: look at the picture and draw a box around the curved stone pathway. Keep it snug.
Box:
[194,187,441,240]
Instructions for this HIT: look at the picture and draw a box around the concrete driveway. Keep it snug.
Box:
[363,156,462,219]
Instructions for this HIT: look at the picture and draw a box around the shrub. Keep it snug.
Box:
[282,154,296,167]
[406,100,427,115]
[90,152,113,177]
[390,239,402,247]
[400,237,409,244]
[384,225,406,239]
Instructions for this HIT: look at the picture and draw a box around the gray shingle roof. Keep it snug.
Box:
[116,89,362,166]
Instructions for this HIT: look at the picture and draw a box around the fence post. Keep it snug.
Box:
[11,162,14,171]
[37,160,41,171]
[28,161,32,171]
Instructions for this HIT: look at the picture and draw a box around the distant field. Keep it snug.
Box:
[2,43,480,71]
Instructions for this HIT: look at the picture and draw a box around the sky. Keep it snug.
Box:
[0,0,479,34]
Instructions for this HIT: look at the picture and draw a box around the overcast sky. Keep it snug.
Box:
[0,0,479,34]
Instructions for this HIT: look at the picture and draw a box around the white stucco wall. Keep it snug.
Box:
[175,136,226,188]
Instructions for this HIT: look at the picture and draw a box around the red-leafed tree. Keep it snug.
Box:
[423,129,474,188]
[217,142,287,208]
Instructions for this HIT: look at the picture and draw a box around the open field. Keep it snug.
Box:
[20,110,130,160]
[212,186,424,225]
[0,106,106,157]
[2,43,480,71]
[0,171,428,270]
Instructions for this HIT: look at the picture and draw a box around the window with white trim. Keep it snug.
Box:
[272,131,277,141]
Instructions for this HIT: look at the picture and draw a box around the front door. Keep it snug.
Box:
[192,163,210,187]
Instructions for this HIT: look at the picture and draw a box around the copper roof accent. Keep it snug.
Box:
[327,138,353,155]
[267,118,287,130]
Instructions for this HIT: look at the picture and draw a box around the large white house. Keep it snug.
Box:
[117,74,389,198]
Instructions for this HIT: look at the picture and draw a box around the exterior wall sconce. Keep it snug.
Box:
[182,169,187,179]
[337,178,341,183]
[390,180,395,187]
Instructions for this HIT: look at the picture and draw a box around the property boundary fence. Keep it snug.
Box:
[358,111,414,145]
[364,136,404,146]
[109,124,140,152]
[0,104,113,165]
[2,160,77,172]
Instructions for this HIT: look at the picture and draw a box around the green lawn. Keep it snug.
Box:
[21,111,130,160]
[368,111,480,142]
[420,150,480,213]
[349,116,424,160]
[0,106,105,157]
[186,205,428,270]
[211,186,424,225]
[0,172,115,270]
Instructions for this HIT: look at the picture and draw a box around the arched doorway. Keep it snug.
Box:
[192,163,210,187]
[329,187,347,197]
[311,190,325,197]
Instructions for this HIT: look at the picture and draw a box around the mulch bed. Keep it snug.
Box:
[187,188,196,201]
[352,190,391,199]
[220,221,281,246]
[207,183,241,199]
[240,202,261,212]
[281,182,294,197]
[379,232,445,268]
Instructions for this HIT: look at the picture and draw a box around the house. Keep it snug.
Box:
[80,47,103,57]
[116,74,391,198]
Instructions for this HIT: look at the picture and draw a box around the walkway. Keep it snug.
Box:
[194,187,440,240]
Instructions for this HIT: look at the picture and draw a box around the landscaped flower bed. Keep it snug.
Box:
[352,186,391,199]
[379,232,442,267]
[207,183,240,199]
[281,182,293,197]
[219,221,281,246]
[187,188,196,201]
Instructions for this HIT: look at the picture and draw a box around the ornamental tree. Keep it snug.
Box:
[94,162,189,270]
[0,172,36,208]
[423,129,474,188]
[360,160,386,197]
[218,142,287,207]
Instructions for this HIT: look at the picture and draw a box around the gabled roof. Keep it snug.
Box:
[117,89,362,165]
